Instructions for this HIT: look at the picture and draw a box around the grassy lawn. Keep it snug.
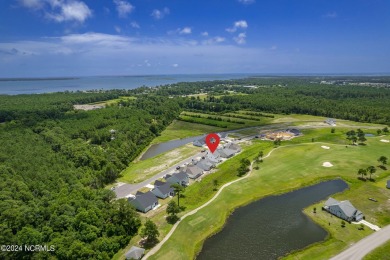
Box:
[151,120,226,144]
[119,143,202,183]
[364,240,390,260]
[88,96,137,106]
[149,133,390,260]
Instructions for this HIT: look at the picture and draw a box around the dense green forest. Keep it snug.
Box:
[0,94,180,259]
[1,76,390,259]
[158,78,390,125]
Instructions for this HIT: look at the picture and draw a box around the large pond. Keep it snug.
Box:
[140,135,204,160]
[197,179,348,260]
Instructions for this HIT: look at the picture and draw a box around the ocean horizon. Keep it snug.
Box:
[0,74,254,95]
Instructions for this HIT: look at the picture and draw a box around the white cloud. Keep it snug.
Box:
[18,0,43,9]
[18,0,92,23]
[113,0,134,18]
[203,36,225,45]
[270,45,277,50]
[130,21,140,29]
[179,27,192,35]
[234,33,246,44]
[238,0,255,4]
[226,20,248,33]
[201,31,209,36]
[151,7,170,20]
[114,26,122,33]
[172,63,179,68]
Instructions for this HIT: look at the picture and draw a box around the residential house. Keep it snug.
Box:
[125,246,145,260]
[165,172,189,187]
[387,180,390,189]
[128,191,158,213]
[226,143,241,152]
[195,158,214,171]
[323,197,364,222]
[185,165,203,179]
[207,151,222,163]
[151,180,175,199]
[193,138,206,147]
[217,148,236,158]
[217,132,229,139]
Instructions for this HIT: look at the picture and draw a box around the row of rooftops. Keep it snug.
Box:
[128,142,241,213]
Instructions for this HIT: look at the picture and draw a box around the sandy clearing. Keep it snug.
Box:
[380,139,389,143]
[321,146,330,149]
[323,162,333,167]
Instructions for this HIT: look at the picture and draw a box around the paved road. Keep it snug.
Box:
[330,224,390,260]
[114,151,204,198]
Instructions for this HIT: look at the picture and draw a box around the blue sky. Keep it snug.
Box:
[0,0,389,77]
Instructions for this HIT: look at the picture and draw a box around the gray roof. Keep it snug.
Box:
[325,197,359,218]
[154,181,174,195]
[338,201,358,218]
[125,246,145,260]
[167,172,188,182]
[186,165,203,178]
[196,159,213,171]
[217,148,236,158]
[129,191,158,209]
[218,132,228,139]
[154,180,165,186]
[226,143,241,151]
[325,197,339,207]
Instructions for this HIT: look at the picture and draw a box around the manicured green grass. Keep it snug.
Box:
[119,143,202,183]
[149,134,390,260]
[286,181,390,260]
[364,240,390,260]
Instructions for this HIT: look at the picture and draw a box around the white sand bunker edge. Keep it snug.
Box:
[322,162,333,167]
[321,146,330,149]
[380,139,390,143]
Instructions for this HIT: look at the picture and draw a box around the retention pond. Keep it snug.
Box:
[197,179,348,260]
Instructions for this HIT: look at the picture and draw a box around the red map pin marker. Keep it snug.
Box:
[205,133,220,153]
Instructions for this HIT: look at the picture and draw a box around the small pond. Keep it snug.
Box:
[197,179,348,260]
[365,133,375,137]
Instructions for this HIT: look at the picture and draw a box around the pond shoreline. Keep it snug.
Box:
[196,178,349,260]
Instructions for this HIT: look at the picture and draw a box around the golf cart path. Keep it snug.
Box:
[330,224,390,260]
[143,141,378,259]
[143,146,279,259]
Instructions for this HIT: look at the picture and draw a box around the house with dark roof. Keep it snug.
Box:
[195,158,214,171]
[165,172,189,187]
[151,180,175,199]
[387,180,390,189]
[128,191,158,213]
[323,197,364,222]
[217,148,236,158]
[193,138,206,147]
[226,143,241,152]
[125,246,145,260]
[185,165,203,179]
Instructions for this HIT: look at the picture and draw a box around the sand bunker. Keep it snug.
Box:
[380,139,390,143]
[321,146,330,149]
[322,162,333,167]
